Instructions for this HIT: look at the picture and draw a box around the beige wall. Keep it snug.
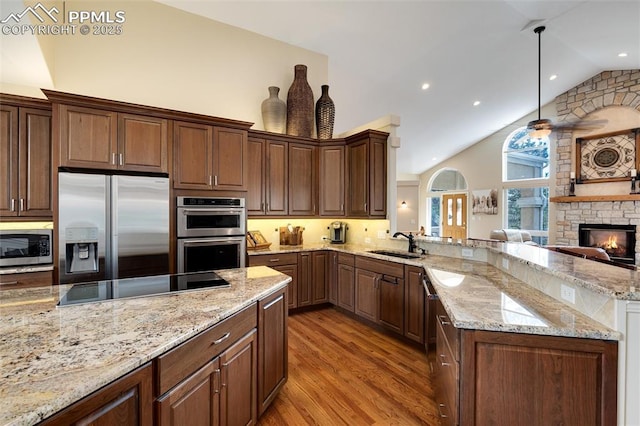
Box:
[0,1,329,133]
[419,102,556,240]
[396,181,419,233]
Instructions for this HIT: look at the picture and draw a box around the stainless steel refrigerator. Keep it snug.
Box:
[58,172,169,284]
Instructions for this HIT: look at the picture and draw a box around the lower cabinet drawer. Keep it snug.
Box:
[435,315,459,426]
[155,304,257,395]
[249,252,298,267]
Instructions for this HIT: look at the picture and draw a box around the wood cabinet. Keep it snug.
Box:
[174,121,247,190]
[319,144,345,216]
[404,265,425,344]
[0,100,52,218]
[157,330,257,426]
[156,305,258,426]
[59,105,168,173]
[40,363,153,426]
[247,137,287,216]
[248,129,386,219]
[336,253,356,312]
[432,298,618,426]
[354,256,404,333]
[257,287,288,415]
[249,253,298,309]
[288,143,317,216]
[0,270,52,290]
[296,251,329,308]
[346,131,387,218]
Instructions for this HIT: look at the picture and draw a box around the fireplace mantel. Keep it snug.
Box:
[550,195,640,203]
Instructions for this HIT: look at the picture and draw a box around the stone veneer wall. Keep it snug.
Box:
[554,70,640,264]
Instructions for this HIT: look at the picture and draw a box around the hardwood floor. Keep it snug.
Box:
[258,308,441,425]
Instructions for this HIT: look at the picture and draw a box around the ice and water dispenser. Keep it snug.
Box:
[64,227,99,273]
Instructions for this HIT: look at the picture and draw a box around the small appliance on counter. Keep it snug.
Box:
[0,229,53,268]
[329,221,347,244]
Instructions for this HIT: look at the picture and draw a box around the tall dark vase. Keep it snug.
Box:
[315,85,335,140]
[286,64,314,138]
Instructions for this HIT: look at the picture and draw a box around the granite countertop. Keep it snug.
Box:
[250,242,620,341]
[0,266,290,426]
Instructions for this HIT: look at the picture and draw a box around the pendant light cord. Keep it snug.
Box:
[534,26,545,121]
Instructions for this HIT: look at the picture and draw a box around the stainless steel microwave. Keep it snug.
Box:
[0,229,53,267]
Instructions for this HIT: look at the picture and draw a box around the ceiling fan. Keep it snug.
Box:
[526,25,606,138]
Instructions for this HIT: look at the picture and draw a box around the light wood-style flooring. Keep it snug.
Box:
[258,308,441,425]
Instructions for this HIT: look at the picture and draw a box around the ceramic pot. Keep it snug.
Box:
[261,86,286,133]
[286,64,314,137]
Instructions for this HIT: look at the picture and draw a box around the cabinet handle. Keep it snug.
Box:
[10,199,15,212]
[214,175,218,186]
[212,332,231,345]
[438,315,451,326]
[119,153,123,166]
[213,369,221,394]
[341,204,344,212]
[439,354,450,367]
[2,281,18,286]
[112,153,116,165]
[265,202,269,212]
[269,258,280,262]
[437,403,448,418]
[19,199,24,211]
[364,202,367,211]
[209,175,212,186]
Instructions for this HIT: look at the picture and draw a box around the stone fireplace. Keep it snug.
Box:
[553,69,640,266]
[579,224,636,264]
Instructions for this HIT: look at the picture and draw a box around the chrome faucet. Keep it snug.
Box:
[392,231,417,253]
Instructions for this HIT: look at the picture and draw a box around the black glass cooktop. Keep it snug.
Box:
[58,271,230,306]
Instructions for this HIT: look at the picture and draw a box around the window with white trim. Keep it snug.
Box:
[502,127,549,245]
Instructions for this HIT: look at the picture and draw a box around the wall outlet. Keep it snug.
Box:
[377,231,386,239]
[461,248,474,258]
[560,284,576,304]
[502,258,509,270]
[364,237,372,244]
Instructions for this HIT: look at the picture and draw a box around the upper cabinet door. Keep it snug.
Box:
[288,143,317,216]
[368,135,387,217]
[59,105,118,170]
[347,140,368,217]
[319,145,345,216]
[0,105,18,217]
[265,140,288,215]
[247,137,266,216]
[212,126,247,190]
[20,108,52,217]
[118,113,168,173]
[173,121,213,190]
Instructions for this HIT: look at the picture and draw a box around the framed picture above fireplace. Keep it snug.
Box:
[575,127,639,183]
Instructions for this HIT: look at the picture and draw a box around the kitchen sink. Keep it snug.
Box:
[368,250,423,259]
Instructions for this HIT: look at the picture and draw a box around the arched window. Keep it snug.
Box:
[503,127,550,181]
[502,127,550,244]
[426,168,467,237]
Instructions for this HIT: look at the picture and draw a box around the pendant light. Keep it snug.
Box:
[527,26,552,139]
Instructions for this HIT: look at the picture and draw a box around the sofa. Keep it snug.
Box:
[489,229,537,245]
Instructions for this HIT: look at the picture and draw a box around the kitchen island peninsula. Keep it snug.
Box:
[0,267,290,426]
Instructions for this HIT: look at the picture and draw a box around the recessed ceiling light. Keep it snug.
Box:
[549,74,557,81]
[618,52,628,57]
[432,157,438,161]
[421,83,430,90]
[473,100,481,106]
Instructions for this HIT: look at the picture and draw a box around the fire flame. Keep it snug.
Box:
[603,235,618,250]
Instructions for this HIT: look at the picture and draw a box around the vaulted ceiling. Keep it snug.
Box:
[159,0,640,175]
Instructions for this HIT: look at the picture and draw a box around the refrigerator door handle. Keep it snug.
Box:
[109,176,118,279]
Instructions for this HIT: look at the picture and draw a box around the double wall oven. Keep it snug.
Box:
[176,197,246,273]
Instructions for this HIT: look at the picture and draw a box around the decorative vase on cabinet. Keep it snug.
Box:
[261,86,286,134]
[286,64,314,138]
[315,85,335,140]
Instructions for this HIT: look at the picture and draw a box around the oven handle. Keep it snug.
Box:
[180,237,245,246]
[180,208,246,215]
